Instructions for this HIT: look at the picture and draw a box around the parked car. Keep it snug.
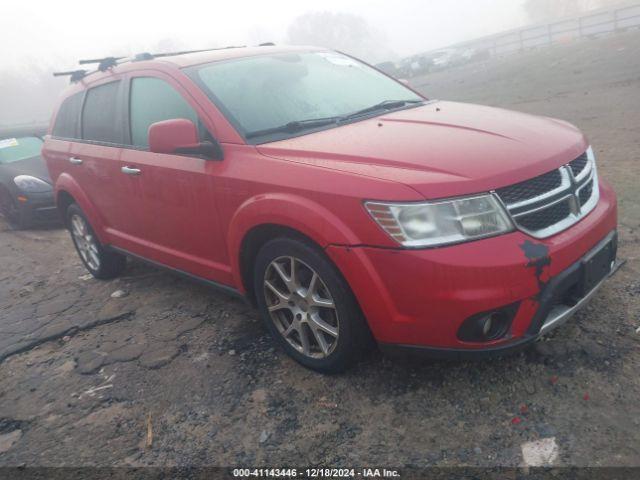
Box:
[43,46,617,372]
[0,125,59,229]
[459,47,492,64]
[398,55,432,78]
[430,49,457,70]
[374,61,399,77]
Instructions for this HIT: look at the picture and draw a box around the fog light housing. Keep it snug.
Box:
[457,303,520,342]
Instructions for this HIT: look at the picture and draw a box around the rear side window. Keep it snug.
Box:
[52,92,83,139]
[82,81,123,144]
[129,77,198,148]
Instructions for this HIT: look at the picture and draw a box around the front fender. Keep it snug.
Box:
[227,193,361,289]
[55,173,108,243]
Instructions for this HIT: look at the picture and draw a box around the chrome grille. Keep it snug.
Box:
[578,181,593,206]
[496,170,562,204]
[569,152,588,177]
[496,149,599,238]
[517,200,572,232]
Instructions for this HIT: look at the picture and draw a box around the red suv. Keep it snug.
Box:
[43,46,618,372]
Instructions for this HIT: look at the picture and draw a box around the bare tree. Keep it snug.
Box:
[287,11,396,64]
[524,0,631,23]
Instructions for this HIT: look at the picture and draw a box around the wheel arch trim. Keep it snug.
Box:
[54,173,108,243]
[227,193,361,293]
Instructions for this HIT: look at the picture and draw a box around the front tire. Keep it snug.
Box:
[0,187,28,230]
[66,204,126,279]
[254,237,371,373]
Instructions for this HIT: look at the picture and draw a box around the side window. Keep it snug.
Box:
[81,81,123,144]
[52,92,83,139]
[129,77,199,148]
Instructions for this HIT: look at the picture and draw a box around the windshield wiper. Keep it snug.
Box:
[339,99,424,122]
[244,99,424,140]
[245,116,341,139]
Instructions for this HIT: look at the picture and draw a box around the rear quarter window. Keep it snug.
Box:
[81,81,124,144]
[52,92,83,139]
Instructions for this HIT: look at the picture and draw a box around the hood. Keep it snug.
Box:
[0,155,51,184]
[257,101,588,199]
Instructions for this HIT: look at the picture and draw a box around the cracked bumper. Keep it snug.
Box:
[325,180,618,354]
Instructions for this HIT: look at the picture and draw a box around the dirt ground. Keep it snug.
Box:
[1,31,639,469]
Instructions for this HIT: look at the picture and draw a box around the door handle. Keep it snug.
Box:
[121,166,141,175]
[69,157,83,165]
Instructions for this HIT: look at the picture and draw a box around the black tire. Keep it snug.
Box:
[66,203,126,279]
[0,187,28,230]
[254,236,372,373]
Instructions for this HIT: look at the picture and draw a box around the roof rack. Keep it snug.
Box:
[78,56,125,71]
[53,44,274,83]
[53,69,88,83]
[136,45,247,61]
[133,52,154,61]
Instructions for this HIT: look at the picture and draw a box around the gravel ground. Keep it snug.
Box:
[0,31,639,469]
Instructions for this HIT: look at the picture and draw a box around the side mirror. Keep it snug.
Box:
[148,118,223,160]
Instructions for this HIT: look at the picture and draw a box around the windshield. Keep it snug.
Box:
[191,51,423,143]
[0,136,43,164]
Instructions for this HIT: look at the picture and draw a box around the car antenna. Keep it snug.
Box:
[78,56,125,71]
[53,69,88,83]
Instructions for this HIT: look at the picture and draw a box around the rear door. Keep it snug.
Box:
[68,80,135,241]
[43,92,83,198]
[120,74,229,283]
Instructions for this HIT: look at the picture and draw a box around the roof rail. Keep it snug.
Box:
[55,45,254,83]
[53,69,88,83]
[141,45,247,60]
[79,56,125,71]
[133,52,154,61]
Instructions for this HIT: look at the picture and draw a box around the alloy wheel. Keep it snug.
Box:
[70,214,100,271]
[263,256,339,359]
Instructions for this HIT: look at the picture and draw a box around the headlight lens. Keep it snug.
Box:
[13,175,52,193]
[366,194,514,247]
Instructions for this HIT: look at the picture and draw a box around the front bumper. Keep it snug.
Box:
[380,233,620,360]
[325,180,618,357]
[17,190,59,226]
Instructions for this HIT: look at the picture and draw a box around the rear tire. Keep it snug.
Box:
[66,203,126,279]
[254,236,371,373]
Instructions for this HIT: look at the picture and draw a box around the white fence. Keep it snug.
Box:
[418,3,640,58]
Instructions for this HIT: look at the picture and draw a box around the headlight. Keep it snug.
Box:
[365,194,514,247]
[13,175,52,193]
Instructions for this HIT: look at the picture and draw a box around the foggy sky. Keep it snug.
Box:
[1,0,629,126]
[4,0,526,70]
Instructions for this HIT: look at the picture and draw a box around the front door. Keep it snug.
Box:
[120,74,230,284]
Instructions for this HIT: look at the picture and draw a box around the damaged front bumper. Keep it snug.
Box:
[326,180,618,358]
[380,230,619,360]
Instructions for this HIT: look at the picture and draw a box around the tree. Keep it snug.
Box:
[524,0,630,23]
[286,12,395,64]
